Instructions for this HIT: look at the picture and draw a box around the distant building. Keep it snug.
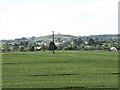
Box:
[110,47,117,51]
[34,47,41,51]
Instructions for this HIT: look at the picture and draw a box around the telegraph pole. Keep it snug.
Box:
[52,31,55,54]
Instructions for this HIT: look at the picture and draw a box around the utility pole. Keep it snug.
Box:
[52,31,55,54]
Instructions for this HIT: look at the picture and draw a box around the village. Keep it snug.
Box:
[1,34,119,52]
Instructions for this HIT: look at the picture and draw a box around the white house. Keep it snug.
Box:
[110,47,117,51]
[34,47,41,51]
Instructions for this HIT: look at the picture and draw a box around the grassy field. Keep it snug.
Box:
[2,51,118,88]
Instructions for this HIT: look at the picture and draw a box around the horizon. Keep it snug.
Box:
[0,33,118,40]
[0,0,119,40]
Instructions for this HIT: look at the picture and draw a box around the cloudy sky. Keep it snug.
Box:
[0,0,119,39]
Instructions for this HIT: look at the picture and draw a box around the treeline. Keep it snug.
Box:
[1,34,120,52]
[57,37,120,50]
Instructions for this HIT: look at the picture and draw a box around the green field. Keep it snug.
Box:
[2,51,118,88]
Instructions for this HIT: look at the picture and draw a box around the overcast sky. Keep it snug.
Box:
[0,0,119,40]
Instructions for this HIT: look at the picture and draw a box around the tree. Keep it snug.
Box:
[28,42,36,51]
[80,44,85,50]
[73,39,78,45]
[57,44,64,50]
[19,41,24,46]
[41,44,45,51]
[49,42,57,50]
[19,46,25,52]
[72,44,77,50]
[88,38,95,46]
[12,43,19,51]
[101,43,110,50]
[84,45,94,50]
[28,43,35,51]
[63,46,68,50]
[96,45,102,50]
[77,38,83,46]
[115,43,120,50]
[3,43,10,51]
[62,42,70,48]
[24,41,29,47]
[67,45,73,50]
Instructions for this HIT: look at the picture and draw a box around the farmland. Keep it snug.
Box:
[2,51,118,88]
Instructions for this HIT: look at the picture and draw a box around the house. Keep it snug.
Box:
[109,47,117,51]
[34,47,41,51]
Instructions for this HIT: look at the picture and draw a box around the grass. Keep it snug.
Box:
[2,51,118,88]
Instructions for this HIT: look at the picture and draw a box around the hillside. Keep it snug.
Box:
[1,34,119,43]
[34,34,76,43]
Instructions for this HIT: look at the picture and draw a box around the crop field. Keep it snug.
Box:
[2,51,118,89]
